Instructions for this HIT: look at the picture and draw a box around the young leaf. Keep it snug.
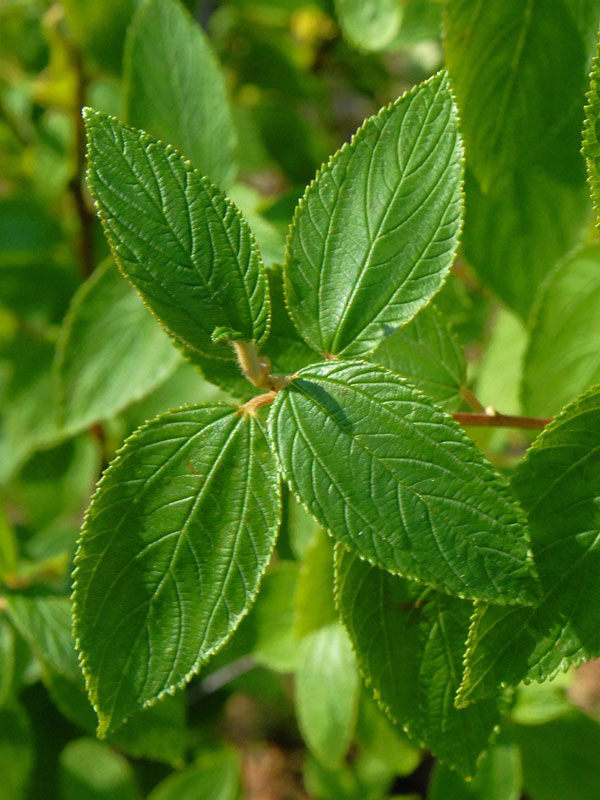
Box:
[583,33,600,221]
[284,70,463,358]
[523,243,600,416]
[84,109,270,360]
[336,549,503,778]
[334,0,404,51]
[124,0,236,188]
[268,360,537,605]
[458,386,600,705]
[295,622,360,766]
[147,748,240,800]
[444,0,588,190]
[370,303,466,410]
[56,259,181,435]
[59,738,140,800]
[72,404,280,736]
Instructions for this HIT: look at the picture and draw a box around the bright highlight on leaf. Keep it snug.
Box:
[269,360,538,605]
[284,70,463,358]
[72,404,280,735]
[83,109,270,360]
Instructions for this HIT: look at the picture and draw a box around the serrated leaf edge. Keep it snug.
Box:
[267,359,539,606]
[71,400,280,736]
[282,69,465,359]
[83,107,271,362]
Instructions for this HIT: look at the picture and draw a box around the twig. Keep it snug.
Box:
[452,410,551,430]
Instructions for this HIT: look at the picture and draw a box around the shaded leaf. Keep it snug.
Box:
[59,738,140,800]
[0,702,33,800]
[269,360,537,605]
[56,259,180,435]
[147,748,240,800]
[334,0,403,51]
[295,622,359,765]
[124,0,236,187]
[445,0,588,189]
[458,386,600,705]
[370,303,466,410]
[523,243,600,416]
[285,71,463,358]
[73,404,280,735]
[336,549,503,778]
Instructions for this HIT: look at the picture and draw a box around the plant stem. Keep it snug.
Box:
[460,386,486,413]
[452,411,551,430]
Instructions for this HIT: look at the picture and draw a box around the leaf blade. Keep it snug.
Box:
[284,70,463,358]
[269,360,537,605]
[84,109,269,360]
[72,404,280,735]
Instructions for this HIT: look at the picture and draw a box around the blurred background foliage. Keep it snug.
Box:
[2,0,600,798]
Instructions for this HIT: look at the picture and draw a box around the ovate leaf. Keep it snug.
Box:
[269,361,537,605]
[523,243,600,416]
[295,622,360,766]
[334,0,404,51]
[59,738,140,800]
[147,748,240,800]
[285,71,463,358]
[444,0,588,190]
[336,549,503,778]
[583,34,600,221]
[124,0,236,187]
[72,404,280,735]
[84,110,270,360]
[56,260,181,435]
[458,386,600,705]
[370,303,466,410]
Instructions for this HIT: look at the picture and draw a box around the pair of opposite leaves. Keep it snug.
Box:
[72,71,539,736]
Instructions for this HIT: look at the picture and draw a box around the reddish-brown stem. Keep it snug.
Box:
[452,412,551,430]
[460,386,486,413]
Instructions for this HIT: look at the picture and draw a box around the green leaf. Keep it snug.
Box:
[523,243,600,416]
[56,259,181,435]
[294,528,337,638]
[84,109,270,360]
[512,712,600,800]
[334,0,404,51]
[284,71,463,358]
[458,386,600,705]
[336,549,503,778]
[295,622,360,766]
[428,736,521,800]
[355,691,422,777]
[147,748,240,800]
[0,503,18,580]
[72,404,280,735]
[0,617,15,708]
[583,33,600,222]
[0,702,33,800]
[248,561,302,672]
[62,0,136,73]
[444,0,588,190]
[269,360,537,605]
[462,167,589,318]
[370,303,466,410]
[476,308,527,416]
[58,738,140,800]
[124,0,236,188]
[4,591,80,681]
